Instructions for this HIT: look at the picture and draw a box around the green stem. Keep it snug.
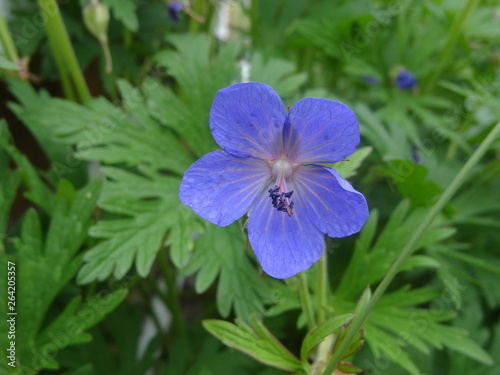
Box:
[158,248,186,337]
[250,0,260,47]
[141,278,164,331]
[45,20,77,101]
[298,272,316,330]
[0,12,19,62]
[396,0,409,64]
[189,0,203,33]
[322,120,500,375]
[446,110,474,160]
[38,0,91,102]
[422,0,480,93]
[317,250,328,325]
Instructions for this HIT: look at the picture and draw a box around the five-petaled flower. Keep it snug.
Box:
[179,82,369,279]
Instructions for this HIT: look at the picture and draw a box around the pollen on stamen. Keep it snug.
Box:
[268,185,294,217]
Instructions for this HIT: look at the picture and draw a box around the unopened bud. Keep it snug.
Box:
[83,0,109,44]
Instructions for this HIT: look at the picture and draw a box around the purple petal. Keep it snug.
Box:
[167,1,184,22]
[292,164,368,237]
[210,82,287,159]
[284,98,359,163]
[179,150,271,226]
[247,186,324,279]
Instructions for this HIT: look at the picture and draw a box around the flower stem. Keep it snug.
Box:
[0,13,19,63]
[38,0,91,102]
[322,120,500,375]
[158,248,186,337]
[250,0,261,47]
[298,272,316,330]
[189,0,203,33]
[422,0,480,93]
[317,250,328,325]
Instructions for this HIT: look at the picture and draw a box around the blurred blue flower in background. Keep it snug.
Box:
[179,82,369,278]
[395,69,417,90]
[410,144,422,164]
[362,76,379,84]
[167,1,184,22]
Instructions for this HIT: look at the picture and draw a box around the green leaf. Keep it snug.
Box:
[153,33,239,155]
[354,286,371,313]
[167,205,204,268]
[6,77,199,283]
[248,53,307,98]
[383,162,442,208]
[0,179,126,372]
[0,121,54,213]
[0,56,20,70]
[0,122,21,236]
[300,314,355,362]
[337,200,455,299]
[184,223,271,319]
[330,146,373,179]
[78,171,182,283]
[430,325,493,365]
[203,317,303,372]
[101,0,138,31]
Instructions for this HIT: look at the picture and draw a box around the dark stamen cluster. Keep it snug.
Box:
[268,185,294,213]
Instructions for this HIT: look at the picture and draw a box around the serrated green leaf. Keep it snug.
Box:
[36,289,127,366]
[0,122,54,213]
[203,318,302,372]
[0,179,121,373]
[300,314,355,362]
[184,223,269,319]
[78,173,183,283]
[337,200,454,299]
[0,122,21,236]
[364,324,421,375]
[167,206,204,269]
[249,53,307,98]
[153,33,239,155]
[428,324,493,365]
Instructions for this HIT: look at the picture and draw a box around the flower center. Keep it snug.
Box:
[269,159,294,217]
[272,159,293,178]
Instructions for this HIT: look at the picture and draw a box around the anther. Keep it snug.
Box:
[268,185,294,217]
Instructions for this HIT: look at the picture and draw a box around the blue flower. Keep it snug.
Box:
[395,70,417,90]
[167,1,184,22]
[179,82,369,279]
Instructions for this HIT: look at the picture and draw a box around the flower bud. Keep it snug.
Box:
[83,0,109,44]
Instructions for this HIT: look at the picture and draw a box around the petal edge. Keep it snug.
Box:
[210,82,287,159]
[179,151,271,226]
[247,187,324,279]
[284,98,359,163]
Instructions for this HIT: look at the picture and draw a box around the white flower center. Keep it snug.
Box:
[272,159,293,179]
